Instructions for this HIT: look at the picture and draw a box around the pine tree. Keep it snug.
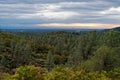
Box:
[46,50,54,71]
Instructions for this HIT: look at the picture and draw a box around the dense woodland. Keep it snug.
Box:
[0,29,120,80]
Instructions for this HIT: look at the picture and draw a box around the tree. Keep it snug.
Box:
[77,31,98,60]
[10,39,32,69]
[83,46,119,71]
[67,48,82,67]
[103,30,120,47]
[46,51,54,71]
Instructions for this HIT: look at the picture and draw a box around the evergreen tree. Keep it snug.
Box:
[46,51,54,71]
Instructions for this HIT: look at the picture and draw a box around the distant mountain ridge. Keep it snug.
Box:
[0,28,103,33]
[104,27,120,32]
[1,27,120,33]
[111,27,120,31]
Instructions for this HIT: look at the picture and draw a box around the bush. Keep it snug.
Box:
[42,66,73,80]
[0,66,119,80]
[12,65,41,80]
[0,73,11,80]
[42,66,111,80]
[70,70,111,80]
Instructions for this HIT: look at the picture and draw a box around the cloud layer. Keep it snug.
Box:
[36,23,120,29]
[0,0,120,29]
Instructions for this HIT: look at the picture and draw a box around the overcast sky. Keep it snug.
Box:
[0,0,120,29]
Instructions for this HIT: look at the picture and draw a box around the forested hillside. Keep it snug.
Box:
[0,30,120,80]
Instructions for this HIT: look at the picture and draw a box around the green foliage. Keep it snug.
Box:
[102,30,120,47]
[107,68,120,79]
[82,46,118,71]
[0,67,116,80]
[42,66,111,80]
[46,51,54,71]
[12,65,41,80]
[0,73,11,80]
[0,30,120,79]
[42,66,73,80]
[70,71,111,80]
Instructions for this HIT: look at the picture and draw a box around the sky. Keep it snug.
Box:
[0,0,120,29]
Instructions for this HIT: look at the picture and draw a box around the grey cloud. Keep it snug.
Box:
[0,0,120,28]
[0,0,95,4]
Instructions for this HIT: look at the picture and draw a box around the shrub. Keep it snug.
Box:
[12,65,41,80]
[42,66,73,80]
[42,66,111,80]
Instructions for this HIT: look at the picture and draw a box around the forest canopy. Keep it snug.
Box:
[0,30,120,80]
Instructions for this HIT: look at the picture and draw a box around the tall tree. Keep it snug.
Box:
[46,51,54,71]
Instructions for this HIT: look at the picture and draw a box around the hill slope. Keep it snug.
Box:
[112,27,120,31]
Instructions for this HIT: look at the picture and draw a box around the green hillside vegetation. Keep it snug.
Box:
[0,30,120,80]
